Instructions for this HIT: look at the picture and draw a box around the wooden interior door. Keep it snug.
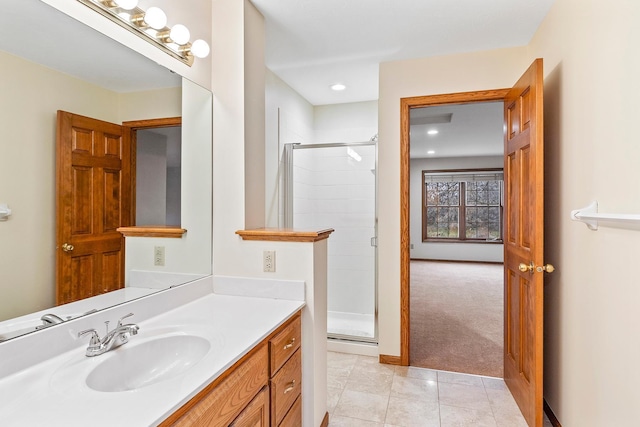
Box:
[55,111,131,305]
[503,58,546,427]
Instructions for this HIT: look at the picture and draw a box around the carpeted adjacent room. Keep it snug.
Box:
[410,260,504,378]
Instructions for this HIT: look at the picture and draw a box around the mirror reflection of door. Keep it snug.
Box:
[56,114,181,305]
[55,111,131,305]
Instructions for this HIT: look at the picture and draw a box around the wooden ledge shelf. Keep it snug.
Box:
[236,228,334,242]
[117,226,187,238]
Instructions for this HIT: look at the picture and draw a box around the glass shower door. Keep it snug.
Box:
[288,143,377,342]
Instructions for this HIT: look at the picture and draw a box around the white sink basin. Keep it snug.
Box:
[86,335,210,392]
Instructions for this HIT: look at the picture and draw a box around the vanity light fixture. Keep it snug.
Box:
[190,39,211,59]
[108,0,138,10]
[76,0,210,66]
[168,24,191,45]
[132,6,167,30]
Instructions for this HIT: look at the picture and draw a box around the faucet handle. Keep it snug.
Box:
[117,313,134,327]
[78,329,100,346]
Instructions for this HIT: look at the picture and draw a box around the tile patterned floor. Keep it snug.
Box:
[327,351,553,427]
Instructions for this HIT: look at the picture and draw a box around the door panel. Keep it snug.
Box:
[503,58,545,427]
[56,111,131,305]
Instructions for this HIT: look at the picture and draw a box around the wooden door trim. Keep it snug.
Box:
[123,117,181,226]
[123,117,181,129]
[399,89,510,366]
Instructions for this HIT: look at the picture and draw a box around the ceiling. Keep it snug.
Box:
[410,102,503,159]
[251,0,555,106]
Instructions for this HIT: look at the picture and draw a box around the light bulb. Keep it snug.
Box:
[170,24,191,45]
[143,7,167,30]
[191,39,210,58]
[113,0,138,10]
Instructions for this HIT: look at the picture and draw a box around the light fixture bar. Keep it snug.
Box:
[75,0,197,66]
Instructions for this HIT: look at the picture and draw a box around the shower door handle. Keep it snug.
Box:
[370,237,377,247]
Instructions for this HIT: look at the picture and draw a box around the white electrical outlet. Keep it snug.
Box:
[154,246,165,266]
[263,250,276,272]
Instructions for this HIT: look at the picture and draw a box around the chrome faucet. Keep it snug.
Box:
[77,313,140,357]
[36,313,66,329]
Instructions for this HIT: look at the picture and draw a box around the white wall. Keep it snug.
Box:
[410,156,503,263]
[244,0,266,229]
[265,69,315,227]
[314,101,378,143]
[528,1,640,425]
[136,133,168,225]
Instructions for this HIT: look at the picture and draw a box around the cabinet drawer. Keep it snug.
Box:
[270,348,302,426]
[169,344,268,427]
[278,395,302,427]
[269,314,301,375]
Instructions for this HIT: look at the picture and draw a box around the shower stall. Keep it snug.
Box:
[283,142,377,342]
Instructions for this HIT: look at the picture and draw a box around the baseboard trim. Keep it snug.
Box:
[379,354,402,365]
[544,398,562,427]
[320,411,329,427]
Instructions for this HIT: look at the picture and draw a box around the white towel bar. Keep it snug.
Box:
[571,201,640,231]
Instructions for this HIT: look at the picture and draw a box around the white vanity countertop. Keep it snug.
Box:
[0,293,304,426]
[0,287,157,342]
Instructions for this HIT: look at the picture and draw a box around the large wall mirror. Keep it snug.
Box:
[0,0,212,341]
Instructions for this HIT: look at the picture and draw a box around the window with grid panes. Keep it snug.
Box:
[423,169,503,242]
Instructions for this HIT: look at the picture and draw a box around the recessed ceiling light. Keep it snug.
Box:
[330,83,346,91]
[427,150,435,155]
[427,129,439,135]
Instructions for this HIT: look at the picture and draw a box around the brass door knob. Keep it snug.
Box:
[62,243,75,252]
[536,264,555,273]
[519,262,534,272]
[520,262,555,273]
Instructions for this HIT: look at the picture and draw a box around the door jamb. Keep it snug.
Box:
[399,89,510,366]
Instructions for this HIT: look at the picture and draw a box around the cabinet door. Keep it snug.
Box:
[230,386,269,427]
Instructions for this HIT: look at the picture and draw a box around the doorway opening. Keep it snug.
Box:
[124,117,182,227]
[408,101,505,377]
[399,89,510,366]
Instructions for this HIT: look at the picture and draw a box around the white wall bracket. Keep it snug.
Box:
[571,200,640,231]
[0,204,11,221]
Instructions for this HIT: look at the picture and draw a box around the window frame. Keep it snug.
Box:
[421,168,504,243]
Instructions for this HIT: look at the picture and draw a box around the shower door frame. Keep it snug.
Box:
[284,141,379,344]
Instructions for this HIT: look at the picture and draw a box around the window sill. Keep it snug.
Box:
[117,226,186,238]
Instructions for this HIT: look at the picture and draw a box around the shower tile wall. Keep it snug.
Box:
[293,145,376,338]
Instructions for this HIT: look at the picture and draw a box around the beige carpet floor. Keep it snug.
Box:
[410,260,504,378]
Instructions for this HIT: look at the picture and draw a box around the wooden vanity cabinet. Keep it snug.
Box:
[161,311,302,427]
